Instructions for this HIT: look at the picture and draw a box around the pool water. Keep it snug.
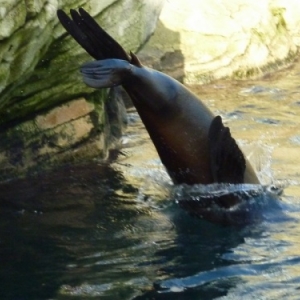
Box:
[1,59,300,299]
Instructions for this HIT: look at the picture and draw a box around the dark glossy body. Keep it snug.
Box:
[57,9,259,186]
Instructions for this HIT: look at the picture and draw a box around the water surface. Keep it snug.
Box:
[1,60,300,299]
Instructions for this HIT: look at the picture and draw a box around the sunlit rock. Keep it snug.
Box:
[139,0,300,83]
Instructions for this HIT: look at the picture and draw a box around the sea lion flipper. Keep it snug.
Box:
[57,9,130,61]
[76,8,130,61]
[80,59,132,88]
[208,116,246,183]
[57,9,100,59]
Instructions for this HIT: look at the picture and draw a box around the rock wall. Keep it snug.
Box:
[139,0,300,83]
[0,89,127,180]
[0,0,165,180]
[0,0,165,127]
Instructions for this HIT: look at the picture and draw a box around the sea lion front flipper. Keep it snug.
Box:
[208,116,246,184]
[57,9,130,61]
[80,59,133,89]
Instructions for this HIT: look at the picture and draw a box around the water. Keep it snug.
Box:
[1,60,300,299]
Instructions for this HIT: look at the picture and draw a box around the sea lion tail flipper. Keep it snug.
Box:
[208,116,246,183]
[80,59,132,88]
[57,9,130,61]
[57,9,101,59]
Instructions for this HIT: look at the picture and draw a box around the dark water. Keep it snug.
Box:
[2,60,300,299]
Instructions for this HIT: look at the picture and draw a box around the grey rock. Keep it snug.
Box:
[0,0,164,180]
[139,0,300,83]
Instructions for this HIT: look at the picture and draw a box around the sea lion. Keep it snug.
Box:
[56,9,259,189]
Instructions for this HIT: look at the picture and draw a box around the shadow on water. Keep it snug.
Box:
[0,159,274,300]
[0,162,145,299]
[133,191,284,300]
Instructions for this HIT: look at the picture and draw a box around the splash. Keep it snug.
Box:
[172,183,283,225]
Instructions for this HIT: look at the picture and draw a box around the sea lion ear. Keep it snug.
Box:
[208,116,246,184]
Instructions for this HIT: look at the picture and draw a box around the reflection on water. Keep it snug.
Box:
[1,59,300,299]
[173,183,284,225]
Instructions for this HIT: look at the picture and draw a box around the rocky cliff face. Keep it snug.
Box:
[0,0,165,180]
[139,0,300,83]
[0,0,165,127]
